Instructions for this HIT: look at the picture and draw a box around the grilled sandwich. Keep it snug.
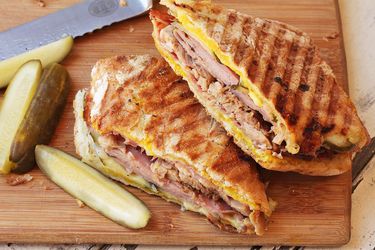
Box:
[73,55,273,235]
[150,0,370,176]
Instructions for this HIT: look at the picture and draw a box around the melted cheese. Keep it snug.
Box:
[152,28,265,213]
[176,12,299,154]
[153,18,273,165]
[90,30,266,214]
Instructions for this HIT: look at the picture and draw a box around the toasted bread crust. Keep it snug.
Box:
[76,89,263,235]
[186,62,352,176]
[89,55,271,216]
[159,0,369,155]
[151,5,354,176]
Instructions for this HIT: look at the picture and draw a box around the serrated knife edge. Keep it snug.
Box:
[0,0,152,60]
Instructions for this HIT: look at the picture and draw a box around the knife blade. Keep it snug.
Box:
[0,0,152,61]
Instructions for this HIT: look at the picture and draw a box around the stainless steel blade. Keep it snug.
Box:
[0,0,152,60]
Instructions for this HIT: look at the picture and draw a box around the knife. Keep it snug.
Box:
[0,0,153,61]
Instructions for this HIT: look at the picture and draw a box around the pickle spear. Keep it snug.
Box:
[0,36,73,88]
[10,63,70,174]
[35,145,151,229]
[0,60,42,174]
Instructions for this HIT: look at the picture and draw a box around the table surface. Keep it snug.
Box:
[0,0,374,249]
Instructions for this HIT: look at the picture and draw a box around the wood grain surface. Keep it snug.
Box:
[0,0,351,246]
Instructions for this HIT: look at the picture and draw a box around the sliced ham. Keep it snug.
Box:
[173,28,239,86]
[158,24,285,151]
[97,133,255,233]
[231,89,273,124]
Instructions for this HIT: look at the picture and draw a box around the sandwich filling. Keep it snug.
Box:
[81,93,268,235]
[153,13,337,159]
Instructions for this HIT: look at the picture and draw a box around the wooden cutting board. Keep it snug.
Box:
[0,0,351,246]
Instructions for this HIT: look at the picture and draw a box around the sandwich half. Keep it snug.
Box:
[73,55,273,235]
[150,0,370,176]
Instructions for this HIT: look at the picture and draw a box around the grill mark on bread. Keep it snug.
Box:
[248,21,269,86]
[170,105,204,134]
[204,14,216,37]
[254,21,278,91]
[313,70,330,124]
[154,1,369,161]
[144,81,209,153]
[316,68,335,133]
[307,65,325,123]
[267,29,293,107]
[284,37,312,122]
[151,88,217,159]
[212,12,228,44]
[219,11,235,52]
[176,128,205,151]
[247,19,266,82]
[144,61,165,83]
[149,77,183,101]
[320,79,336,135]
[327,83,340,132]
[234,17,253,66]
[304,67,326,153]
[220,10,244,55]
[275,36,299,117]
[275,92,287,115]
[172,7,353,155]
[215,147,235,167]
[331,85,346,136]
[90,57,263,206]
[244,18,263,80]
[262,27,287,99]
[165,97,197,121]
[145,57,162,79]
[297,53,322,153]
[272,40,297,118]
[210,144,245,181]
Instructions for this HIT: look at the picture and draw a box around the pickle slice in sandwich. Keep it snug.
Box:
[150,1,369,176]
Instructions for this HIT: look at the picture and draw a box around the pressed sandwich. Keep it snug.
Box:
[150,0,370,176]
[73,55,273,235]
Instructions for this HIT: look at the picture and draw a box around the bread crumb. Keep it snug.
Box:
[6,174,33,186]
[119,0,127,7]
[128,26,135,33]
[44,186,54,190]
[35,0,46,7]
[323,31,339,41]
[76,199,85,208]
[269,197,278,212]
